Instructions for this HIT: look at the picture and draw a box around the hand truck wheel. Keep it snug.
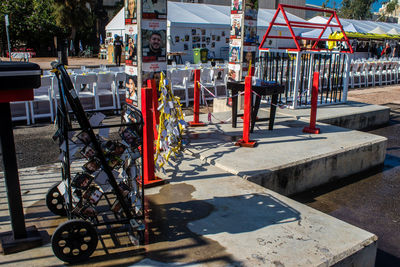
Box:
[51,219,98,263]
[46,182,67,216]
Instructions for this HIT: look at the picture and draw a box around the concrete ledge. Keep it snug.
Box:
[185,112,387,196]
[273,101,390,130]
[247,134,387,195]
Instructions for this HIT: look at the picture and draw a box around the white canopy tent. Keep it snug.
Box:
[308,16,400,35]
[105,2,309,62]
[105,8,125,43]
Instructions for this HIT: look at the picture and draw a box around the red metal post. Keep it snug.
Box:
[303,72,320,134]
[147,79,159,139]
[141,87,164,187]
[235,76,257,147]
[189,69,205,127]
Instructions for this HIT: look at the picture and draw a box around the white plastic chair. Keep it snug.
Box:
[95,72,117,111]
[115,72,126,109]
[200,68,217,102]
[73,73,98,111]
[169,69,190,107]
[29,75,55,123]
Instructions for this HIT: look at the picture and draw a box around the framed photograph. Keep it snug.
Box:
[202,36,205,42]
[202,44,206,48]
[216,36,221,42]
[81,145,96,159]
[77,131,91,145]
[119,127,140,147]
[175,36,179,43]
[72,172,94,190]
[83,158,101,173]
[211,42,215,48]
[82,186,103,205]
[201,29,206,35]
[184,44,188,50]
[185,35,189,41]
[192,29,196,35]
[206,37,210,44]
[222,31,225,37]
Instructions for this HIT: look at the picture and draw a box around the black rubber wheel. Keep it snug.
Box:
[51,219,98,263]
[46,182,67,216]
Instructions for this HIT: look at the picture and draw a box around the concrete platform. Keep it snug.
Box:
[213,99,390,130]
[0,156,377,266]
[185,110,387,196]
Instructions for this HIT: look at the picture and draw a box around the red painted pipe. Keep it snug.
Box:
[141,87,164,187]
[146,79,159,139]
[189,69,205,127]
[303,72,321,134]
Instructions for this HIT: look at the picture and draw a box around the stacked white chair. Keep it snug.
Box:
[29,75,54,123]
[95,72,117,111]
[73,73,98,111]
[115,72,127,110]
[169,68,190,107]
[200,68,217,103]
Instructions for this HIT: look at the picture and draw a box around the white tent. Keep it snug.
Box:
[308,15,400,35]
[105,2,309,62]
[105,8,125,43]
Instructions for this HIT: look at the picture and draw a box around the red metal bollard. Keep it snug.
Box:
[189,69,205,127]
[141,87,164,187]
[147,79,159,139]
[235,76,257,147]
[303,72,321,134]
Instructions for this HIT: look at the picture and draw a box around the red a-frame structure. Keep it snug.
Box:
[259,4,353,53]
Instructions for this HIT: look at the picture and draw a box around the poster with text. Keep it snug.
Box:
[142,20,167,62]
[125,75,138,106]
[244,0,258,20]
[228,63,241,81]
[230,14,242,38]
[125,0,137,24]
[143,0,167,19]
[242,45,257,75]
[231,0,243,14]
[125,26,137,66]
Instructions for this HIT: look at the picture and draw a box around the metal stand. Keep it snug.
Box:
[0,102,42,254]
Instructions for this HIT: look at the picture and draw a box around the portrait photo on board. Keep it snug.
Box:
[245,0,258,20]
[125,0,137,21]
[231,0,243,13]
[142,0,167,19]
[142,29,166,62]
[230,14,242,37]
[125,75,138,106]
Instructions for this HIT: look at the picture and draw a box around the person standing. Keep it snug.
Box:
[114,36,123,66]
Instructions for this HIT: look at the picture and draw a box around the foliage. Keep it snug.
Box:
[338,0,378,20]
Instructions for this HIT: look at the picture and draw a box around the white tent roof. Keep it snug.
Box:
[105,2,307,31]
[106,7,125,31]
[308,15,400,35]
[370,26,386,34]
[388,28,400,34]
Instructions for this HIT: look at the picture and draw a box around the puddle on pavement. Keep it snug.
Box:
[145,183,238,266]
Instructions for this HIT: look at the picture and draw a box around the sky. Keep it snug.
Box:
[306,0,385,12]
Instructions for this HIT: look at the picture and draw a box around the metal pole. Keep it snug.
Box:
[5,15,12,61]
[0,102,27,239]
[137,0,143,109]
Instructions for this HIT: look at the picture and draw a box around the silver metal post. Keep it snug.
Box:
[5,15,11,62]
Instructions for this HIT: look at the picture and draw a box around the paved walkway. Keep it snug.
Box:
[0,57,113,70]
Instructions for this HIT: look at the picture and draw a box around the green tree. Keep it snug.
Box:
[339,0,378,20]
[0,0,60,55]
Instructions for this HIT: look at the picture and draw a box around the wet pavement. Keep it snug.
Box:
[292,102,400,267]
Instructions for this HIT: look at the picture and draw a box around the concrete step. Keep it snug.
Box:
[185,111,387,196]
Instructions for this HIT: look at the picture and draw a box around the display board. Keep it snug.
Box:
[125,0,167,106]
[228,0,258,81]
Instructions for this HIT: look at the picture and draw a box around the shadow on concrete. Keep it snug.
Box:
[144,183,300,265]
